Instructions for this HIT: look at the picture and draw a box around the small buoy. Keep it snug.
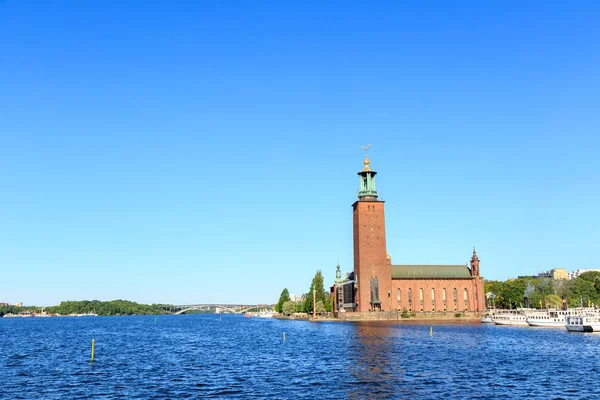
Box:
[91,339,95,361]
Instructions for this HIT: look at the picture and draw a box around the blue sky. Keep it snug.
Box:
[1,1,599,306]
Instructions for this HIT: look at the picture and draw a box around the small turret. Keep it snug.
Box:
[470,247,480,276]
[334,263,343,284]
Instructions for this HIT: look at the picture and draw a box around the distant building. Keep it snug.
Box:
[570,269,600,280]
[550,268,569,280]
[14,302,23,307]
[0,302,8,307]
[536,269,569,280]
[289,293,296,302]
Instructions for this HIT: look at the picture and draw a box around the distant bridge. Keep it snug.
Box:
[162,304,274,315]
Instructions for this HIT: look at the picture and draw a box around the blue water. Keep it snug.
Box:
[1,315,598,399]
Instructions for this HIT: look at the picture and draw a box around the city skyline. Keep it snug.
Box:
[1,1,599,305]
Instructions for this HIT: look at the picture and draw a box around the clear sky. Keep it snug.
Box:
[1,1,599,306]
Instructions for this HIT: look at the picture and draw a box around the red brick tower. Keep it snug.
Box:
[470,247,480,276]
[470,247,485,311]
[352,147,391,312]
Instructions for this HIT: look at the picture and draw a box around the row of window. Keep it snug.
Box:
[397,287,470,311]
[398,287,468,302]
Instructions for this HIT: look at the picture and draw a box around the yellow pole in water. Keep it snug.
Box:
[91,339,95,361]
[430,327,432,337]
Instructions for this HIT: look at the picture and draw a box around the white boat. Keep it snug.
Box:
[256,311,274,318]
[493,309,529,326]
[526,308,593,328]
[481,310,494,323]
[566,313,600,332]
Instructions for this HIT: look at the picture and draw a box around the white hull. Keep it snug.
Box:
[493,309,529,326]
[527,320,565,327]
[566,324,600,332]
[256,312,273,318]
[494,319,529,326]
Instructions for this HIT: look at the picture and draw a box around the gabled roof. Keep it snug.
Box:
[391,265,472,279]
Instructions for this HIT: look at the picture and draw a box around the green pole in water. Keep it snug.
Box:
[154,316,157,324]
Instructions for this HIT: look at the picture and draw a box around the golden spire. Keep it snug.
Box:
[361,144,372,171]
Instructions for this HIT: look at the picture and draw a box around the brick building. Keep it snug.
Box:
[334,153,485,314]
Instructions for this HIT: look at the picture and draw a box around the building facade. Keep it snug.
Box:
[569,269,600,280]
[334,153,485,314]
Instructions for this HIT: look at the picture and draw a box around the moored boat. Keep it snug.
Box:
[566,313,600,332]
[256,311,274,318]
[481,310,494,323]
[493,309,529,326]
[526,308,593,328]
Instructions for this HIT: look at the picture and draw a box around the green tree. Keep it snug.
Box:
[565,278,597,307]
[578,272,600,298]
[276,288,290,313]
[315,300,325,315]
[484,280,504,307]
[484,280,503,296]
[528,278,556,308]
[282,300,295,316]
[324,296,332,312]
[578,271,600,283]
[499,278,530,309]
[304,270,327,313]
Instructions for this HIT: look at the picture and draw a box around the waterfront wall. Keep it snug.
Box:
[337,311,482,321]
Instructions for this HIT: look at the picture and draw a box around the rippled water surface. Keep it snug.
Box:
[1,315,599,399]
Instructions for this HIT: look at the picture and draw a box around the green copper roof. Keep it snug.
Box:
[391,265,472,279]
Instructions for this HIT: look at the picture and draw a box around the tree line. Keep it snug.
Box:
[275,270,332,316]
[0,305,42,317]
[485,271,600,309]
[46,300,172,315]
[0,300,172,317]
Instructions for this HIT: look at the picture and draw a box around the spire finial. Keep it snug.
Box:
[361,144,372,171]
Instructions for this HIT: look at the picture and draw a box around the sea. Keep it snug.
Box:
[0,314,598,399]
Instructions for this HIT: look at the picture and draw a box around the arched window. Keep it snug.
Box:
[431,288,436,310]
[419,288,423,303]
[453,288,457,302]
[408,288,412,311]
[464,288,468,311]
[442,288,447,302]
[397,288,401,308]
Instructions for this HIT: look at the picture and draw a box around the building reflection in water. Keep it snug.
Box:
[345,322,415,399]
